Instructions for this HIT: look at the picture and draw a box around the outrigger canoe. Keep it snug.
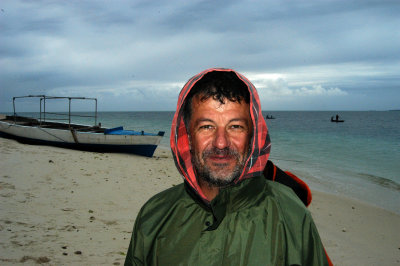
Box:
[0,95,164,157]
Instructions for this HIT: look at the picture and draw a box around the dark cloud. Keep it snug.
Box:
[0,0,399,111]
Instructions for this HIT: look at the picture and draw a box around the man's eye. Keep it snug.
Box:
[230,125,244,129]
[199,125,213,130]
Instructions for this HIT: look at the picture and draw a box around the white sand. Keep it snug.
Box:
[0,137,399,265]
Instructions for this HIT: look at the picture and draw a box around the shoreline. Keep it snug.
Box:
[269,156,400,215]
[1,137,399,265]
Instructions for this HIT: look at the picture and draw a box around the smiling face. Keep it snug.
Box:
[189,95,253,187]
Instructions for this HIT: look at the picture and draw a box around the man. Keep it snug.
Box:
[125,68,331,265]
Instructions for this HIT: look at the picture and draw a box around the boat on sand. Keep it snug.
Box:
[0,95,164,157]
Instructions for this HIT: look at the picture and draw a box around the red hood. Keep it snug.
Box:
[170,68,271,202]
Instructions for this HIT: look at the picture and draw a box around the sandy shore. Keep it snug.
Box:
[0,137,399,265]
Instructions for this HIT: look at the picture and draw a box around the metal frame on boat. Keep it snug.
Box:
[0,95,165,157]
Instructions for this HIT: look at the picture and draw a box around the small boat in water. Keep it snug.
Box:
[330,114,344,123]
[0,95,164,157]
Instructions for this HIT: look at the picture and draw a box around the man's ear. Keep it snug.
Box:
[188,132,192,150]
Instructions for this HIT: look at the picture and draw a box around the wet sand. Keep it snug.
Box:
[0,137,399,265]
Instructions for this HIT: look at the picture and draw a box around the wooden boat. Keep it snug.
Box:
[0,95,164,157]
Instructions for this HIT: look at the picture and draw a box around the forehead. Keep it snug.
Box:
[190,95,251,122]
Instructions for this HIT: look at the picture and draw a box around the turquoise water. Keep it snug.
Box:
[10,111,400,213]
[264,111,400,214]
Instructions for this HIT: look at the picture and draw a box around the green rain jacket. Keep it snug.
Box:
[125,68,330,266]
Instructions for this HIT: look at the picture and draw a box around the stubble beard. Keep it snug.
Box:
[192,147,246,188]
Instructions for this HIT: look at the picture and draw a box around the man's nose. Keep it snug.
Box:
[213,128,230,149]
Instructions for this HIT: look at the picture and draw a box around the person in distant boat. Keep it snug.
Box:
[125,68,332,265]
[331,114,344,122]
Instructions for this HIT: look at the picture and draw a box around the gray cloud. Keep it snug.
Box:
[1,0,399,112]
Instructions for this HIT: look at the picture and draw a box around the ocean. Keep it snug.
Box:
[8,111,400,214]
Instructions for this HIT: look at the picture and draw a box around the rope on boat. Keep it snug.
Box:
[1,122,69,143]
[2,124,13,129]
[3,122,75,144]
[36,126,69,143]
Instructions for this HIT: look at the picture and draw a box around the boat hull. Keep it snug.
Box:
[0,121,164,157]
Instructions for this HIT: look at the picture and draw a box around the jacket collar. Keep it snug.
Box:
[185,175,266,230]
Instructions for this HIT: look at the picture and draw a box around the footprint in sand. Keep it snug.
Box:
[0,181,15,190]
[100,219,118,226]
[20,256,50,263]
[0,182,16,198]
[60,225,79,232]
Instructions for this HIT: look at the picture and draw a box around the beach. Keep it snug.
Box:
[0,137,399,265]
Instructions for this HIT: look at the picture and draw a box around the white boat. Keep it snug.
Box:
[0,95,165,157]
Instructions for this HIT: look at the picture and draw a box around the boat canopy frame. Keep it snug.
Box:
[12,95,98,126]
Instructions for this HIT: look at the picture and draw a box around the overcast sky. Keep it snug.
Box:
[1,0,399,112]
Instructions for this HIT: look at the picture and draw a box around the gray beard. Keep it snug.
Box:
[192,147,246,187]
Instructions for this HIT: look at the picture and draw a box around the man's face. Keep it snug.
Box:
[189,95,253,187]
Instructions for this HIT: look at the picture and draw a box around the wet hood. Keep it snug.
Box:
[170,68,271,202]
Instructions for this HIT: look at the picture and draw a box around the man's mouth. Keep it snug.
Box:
[208,154,234,162]
[204,148,238,164]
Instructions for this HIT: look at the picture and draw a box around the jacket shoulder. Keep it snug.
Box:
[264,179,310,218]
[140,183,186,214]
[134,182,203,241]
[264,180,330,266]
